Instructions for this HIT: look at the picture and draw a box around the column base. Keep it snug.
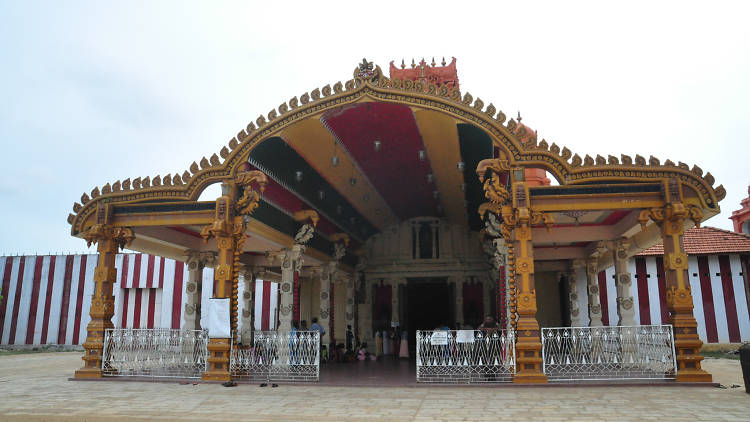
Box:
[672,315,711,383]
[74,368,104,379]
[201,371,232,382]
[513,372,548,384]
[514,313,547,384]
[202,338,232,382]
[676,369,712,383]
[74,339,106,379]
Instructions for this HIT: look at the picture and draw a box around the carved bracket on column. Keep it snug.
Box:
[234,170,268,216]
[82,225,135,249]
[638,203,703,232]
[476,156,511,205]
[293,209,319,246]
[331,233,349,262]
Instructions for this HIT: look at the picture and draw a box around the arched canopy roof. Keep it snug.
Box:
[67,60,726,262]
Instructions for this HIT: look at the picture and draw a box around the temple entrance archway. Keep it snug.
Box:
[406,278,452,355]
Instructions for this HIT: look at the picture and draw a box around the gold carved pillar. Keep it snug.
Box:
[200,169,267,382]
[507,196,548,384]
[477,158,549,384]
[638,179,711,382]
[74,224,134,378]
[200,194,241,382]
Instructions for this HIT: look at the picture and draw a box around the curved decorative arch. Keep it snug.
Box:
[68,62,725,235]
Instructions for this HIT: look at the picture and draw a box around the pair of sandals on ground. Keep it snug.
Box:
[221,380,278,388]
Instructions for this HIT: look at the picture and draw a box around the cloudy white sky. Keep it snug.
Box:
[0,1,748,255]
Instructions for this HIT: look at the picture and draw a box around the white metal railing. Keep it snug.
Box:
[416,329,515,383]
[230,331,320,382]
[541,325,677,381]
[101,328,208,379]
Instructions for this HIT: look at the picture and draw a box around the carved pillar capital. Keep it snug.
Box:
[185,250,217,271]
[585,257,599,276]
[568,259,584,278]
[611,238,632,260]
[82,224,135,249]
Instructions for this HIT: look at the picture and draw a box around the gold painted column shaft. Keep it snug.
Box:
[512,218,547,383]
[638,179,711,382]
[75,225,133,378]
[660,209,711,382]
[202,232,235,382]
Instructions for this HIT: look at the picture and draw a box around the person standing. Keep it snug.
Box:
[382,329,392,356]
[310,317,326,337]
[399,329,409,358]
[310,317,326,361]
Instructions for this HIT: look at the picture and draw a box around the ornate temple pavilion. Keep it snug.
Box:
[65,58,727,383]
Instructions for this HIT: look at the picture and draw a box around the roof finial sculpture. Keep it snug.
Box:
[356,58,374,78]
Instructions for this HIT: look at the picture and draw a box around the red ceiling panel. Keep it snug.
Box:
[322,103,437,220]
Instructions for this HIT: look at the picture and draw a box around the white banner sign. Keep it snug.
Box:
[207,298,231,338]
[430,331,448,345]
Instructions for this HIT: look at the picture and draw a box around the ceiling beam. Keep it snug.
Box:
[534,246,587,260]
[112,210,214,228]
[531,194,664,212]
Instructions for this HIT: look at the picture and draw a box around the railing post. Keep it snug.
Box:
[416,330,421,382]
[540,328,546,376]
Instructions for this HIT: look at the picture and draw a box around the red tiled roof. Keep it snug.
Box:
[638,226,750,256]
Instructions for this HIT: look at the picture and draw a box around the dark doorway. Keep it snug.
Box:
[406,278,452,355]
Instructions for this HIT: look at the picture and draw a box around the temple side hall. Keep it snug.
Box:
[64,58,729,384]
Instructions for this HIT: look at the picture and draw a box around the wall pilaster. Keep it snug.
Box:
[239,265,255,345]
[277,245,304,331]
[612,239,636,326]
[318,264,334,346]
[585,258,603,327]
[567,260,584,327]
[183,251,216,331]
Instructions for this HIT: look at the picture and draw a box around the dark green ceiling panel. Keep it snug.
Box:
[457,124,495,231]
[249,137,378,242]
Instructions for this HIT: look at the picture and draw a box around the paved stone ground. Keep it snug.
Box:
[0,352,748,421]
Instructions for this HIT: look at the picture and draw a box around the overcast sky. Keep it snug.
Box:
[1,1,748,255]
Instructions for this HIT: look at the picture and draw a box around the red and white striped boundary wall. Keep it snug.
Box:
[572,254,750,343]
[0,254,278,346]
[4,252,747,345]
